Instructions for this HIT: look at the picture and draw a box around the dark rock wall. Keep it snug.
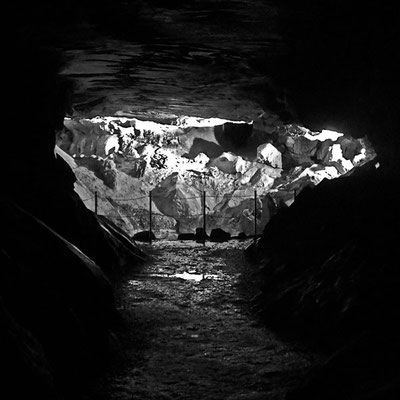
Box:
[3,14,146,399]
[6,2,399,398]
[249,5,400,396]
[269,1,399,173]
[249,162,400,399]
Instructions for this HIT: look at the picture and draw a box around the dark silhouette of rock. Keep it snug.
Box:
[249,162,400,400]
[98,216,147,264]
[237,232,247,240]
[210,228,231,242]
[3,26,146,399]
[177,233,196,241]
[0,297,58,400]
[195,227,208,242]
[270,2,399,173]
[286,329,400,400]
[187,137,223,159]
[132,230,156,242]
[338,136,362,161]
[215,122,253,150]
[1,200,121,397]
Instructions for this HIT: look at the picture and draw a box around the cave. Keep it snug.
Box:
[3,2,399,400]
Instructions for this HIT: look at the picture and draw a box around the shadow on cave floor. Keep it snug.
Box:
[83,240,320,400]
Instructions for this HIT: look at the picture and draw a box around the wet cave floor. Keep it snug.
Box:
[84,240,320,400]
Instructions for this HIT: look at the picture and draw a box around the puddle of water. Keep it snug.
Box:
[128,271,222,284]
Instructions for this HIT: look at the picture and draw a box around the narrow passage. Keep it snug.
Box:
[86,241,317,400]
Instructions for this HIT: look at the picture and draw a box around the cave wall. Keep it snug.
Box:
[3,14,146,399]
[269,1,399,172]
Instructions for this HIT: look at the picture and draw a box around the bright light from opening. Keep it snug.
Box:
[304,129,344,142]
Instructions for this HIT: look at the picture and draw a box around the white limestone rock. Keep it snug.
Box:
[257,143,282,168]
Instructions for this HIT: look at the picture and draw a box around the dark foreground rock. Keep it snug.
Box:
[1,201,120,397]
[248,162,400,399]
[210,228,231,242]
[0,297,58,400]
[286,329,400,400]
[195,227,208,242]
[177,232,197,241]
[132,230,156,243]
[2,31,147,399]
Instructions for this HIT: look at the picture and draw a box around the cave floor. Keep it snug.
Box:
[84,240,318,400]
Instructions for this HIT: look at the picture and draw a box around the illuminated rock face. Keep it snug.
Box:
[57,116,376,236]
[257,143,282,168]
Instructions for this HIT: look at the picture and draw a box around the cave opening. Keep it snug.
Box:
[4,2,399,400]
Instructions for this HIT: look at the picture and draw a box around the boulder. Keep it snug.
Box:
[237,232,248,240]
[314,139,332,163]
[338,136,362,161]
[195,227,208,242]
[233,156,252,174]
[151,173,203,228]
[75,157,120,189]
[193,152,210,167]
[292,164,341,186]
[256,142,282,168]
[61,119,120,157]
[210,228,231,242]
[178,126,223,158]
[239,163,281,187]
[132,230,156,242]
[284,134,318,166]
[178,233,196,241]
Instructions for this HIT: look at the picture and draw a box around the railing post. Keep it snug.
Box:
[94,191,98,215]
[254,189,257,241]
[149,191,153,244]
[203,191,206,245]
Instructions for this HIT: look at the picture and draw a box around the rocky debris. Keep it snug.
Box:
[247,162,400,400]
[75,156,120,189]
[60,118,120,157]
[283,133,318,167]
[55,146,153,237]
[58,116,375,237]
[151,172,203,231]
[126,158,147,178]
